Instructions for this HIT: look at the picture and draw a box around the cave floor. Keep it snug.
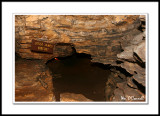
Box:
[15,58,54,102]
[15,57,110,102]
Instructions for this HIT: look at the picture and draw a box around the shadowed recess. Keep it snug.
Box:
[46,53,111,101]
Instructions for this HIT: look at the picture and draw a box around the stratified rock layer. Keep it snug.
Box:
[15,15,141,65]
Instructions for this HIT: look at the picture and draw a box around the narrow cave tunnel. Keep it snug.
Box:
[46,47,111,102]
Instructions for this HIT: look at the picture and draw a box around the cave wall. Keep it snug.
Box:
[15,15,141,65]
[15,15,146,101]
[105,15,146,101]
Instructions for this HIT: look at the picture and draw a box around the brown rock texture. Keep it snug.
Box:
[60,93,93,102]
[15,58,54,102]
[15,15,146,102]
[15,15,141,65]
[112,15,146,102]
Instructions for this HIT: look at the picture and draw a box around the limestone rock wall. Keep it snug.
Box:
[15,15,141,65]
[105,16,146,101]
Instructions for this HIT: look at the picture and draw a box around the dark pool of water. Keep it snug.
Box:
[46,53,111,101]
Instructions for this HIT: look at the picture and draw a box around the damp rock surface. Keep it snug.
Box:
[15,15,141,65]
[15,56,110,102]
[15,58,53,102]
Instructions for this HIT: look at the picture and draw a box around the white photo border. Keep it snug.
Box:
[12,13,148,105]
[2,2,158,114]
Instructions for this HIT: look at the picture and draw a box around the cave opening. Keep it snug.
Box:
[46,52,111,102]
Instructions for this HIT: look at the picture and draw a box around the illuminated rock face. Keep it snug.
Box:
[15,15,141,65]
[15,15,146,102]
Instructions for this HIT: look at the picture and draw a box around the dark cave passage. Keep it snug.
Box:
[46,53,111,101]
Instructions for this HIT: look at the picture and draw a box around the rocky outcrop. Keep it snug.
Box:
[108,16,146,102]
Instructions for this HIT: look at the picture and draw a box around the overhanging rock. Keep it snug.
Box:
[15,15,141,65]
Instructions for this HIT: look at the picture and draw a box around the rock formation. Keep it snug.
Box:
[15,15,146,102]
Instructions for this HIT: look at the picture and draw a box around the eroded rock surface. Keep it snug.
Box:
[15,15,141,65]
[15,58,54,102]
[15,15,146,102]
[111,16,146,102]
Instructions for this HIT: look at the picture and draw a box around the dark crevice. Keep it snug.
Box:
[116,60,124,64]
[15,52,21,61]
[109,66,133,77]
[46,52,111,101]
[141,21,145,25]
[133,52,145,68]
[132,79,145,94]
[90,62,111,70]
[137,21,145,32]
